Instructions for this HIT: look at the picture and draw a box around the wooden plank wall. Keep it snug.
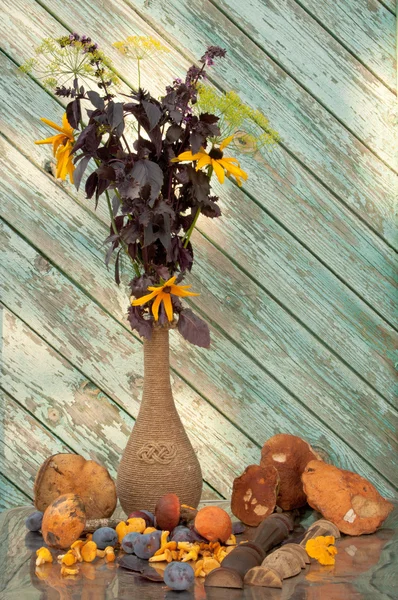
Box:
[0,0,397,510]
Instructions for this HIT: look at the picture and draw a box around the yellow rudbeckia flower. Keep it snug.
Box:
[35,113,75,183]
[131,276,200,322]
[305,535,338,566]
[171,135,248,186]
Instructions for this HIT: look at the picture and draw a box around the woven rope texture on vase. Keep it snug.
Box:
[116,325,203,513]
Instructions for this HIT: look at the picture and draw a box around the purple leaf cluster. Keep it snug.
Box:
[55,39,227,346]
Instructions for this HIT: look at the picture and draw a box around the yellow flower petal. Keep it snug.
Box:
[211,159,225,184]
[196,154,212,170]
[131,290,159,306]
[219,135,234,150]
[40,117,66,133]
[34,134,62,146]
[164,275,178,287]
[162,293,174,321]
[151,292,164,321]
[170,287,200,298]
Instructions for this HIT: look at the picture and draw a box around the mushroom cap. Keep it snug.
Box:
[42,493,86,548]
[231,465,280,526]
[34,454,117,519]
[260,434,321,510]
[155,493,181,531]
[302,460,394,535]
[194,506,232,543]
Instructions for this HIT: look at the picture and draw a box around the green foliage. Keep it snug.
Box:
[196,84,280,151]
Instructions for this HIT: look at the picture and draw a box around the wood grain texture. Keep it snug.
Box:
[128,0,397,245]
[1,50,396,336]
[0,0,396,503]
[0,126,396,413]
[0,474,31,511]
[295,0,397,90]
[2,0,395,246]
[213,0,397,165]
[0,221,261,498]
[0,141,396,493]
[1,52,397,414]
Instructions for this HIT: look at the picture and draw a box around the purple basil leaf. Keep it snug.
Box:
[107,101,124,130]
[127,306,153,340]
[166,124,183,143]
[73,155,91,191]
[112,194,120,216]
[178,309,210,348]
[87,90,105,110]
[114,249,121,285]
[142,101,161,131]
[132,160,163,203]
[85,171,98,199]
[66,98,81,130]
[190,131,204,155]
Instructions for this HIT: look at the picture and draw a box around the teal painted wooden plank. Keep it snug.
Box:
[1,53,397,334]
[0,130,396,413]
[381,0,396,15]
[127,0,397,245]
[0,141,396,491]
[0,474,31,512]
[1,0,395,248]
[213,0,396,165]
[1,222,396,499]
[296,0,396,90]
[0,227,261,499]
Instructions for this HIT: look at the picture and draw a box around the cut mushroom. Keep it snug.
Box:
[231,465,280,526]
[260,434,322,510]
[302,461,394,535]
[34,454,117,519]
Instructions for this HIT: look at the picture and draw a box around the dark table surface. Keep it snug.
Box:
[0,502,396,599]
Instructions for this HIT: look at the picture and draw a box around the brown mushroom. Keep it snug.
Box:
[41,493,119,548]
[260,434,321,510]
[231,465,280,526]
[244,566,283,588]
[302,460,394,535]
[34,454,117,519]
[194,506,232,542]
[155,493,181,531]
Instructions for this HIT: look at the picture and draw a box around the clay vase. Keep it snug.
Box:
[116,325,202,513]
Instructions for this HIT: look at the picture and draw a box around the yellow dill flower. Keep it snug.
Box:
[35,113,75,183]
[196,84,280,150]
[131,276,199,321]
[113,36,169,60]
[171,136,248,186]
[305,536,338,566]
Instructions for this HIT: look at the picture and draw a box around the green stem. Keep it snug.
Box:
[183,207,201,248]
[137,59,141,89]
[104,187,140,277]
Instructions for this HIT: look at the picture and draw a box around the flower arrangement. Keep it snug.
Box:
[29,33,278,347]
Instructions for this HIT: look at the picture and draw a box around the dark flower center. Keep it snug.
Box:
[163,286,171,293]
[209,148,223,160]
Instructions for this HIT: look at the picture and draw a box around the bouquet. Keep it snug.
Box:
[29,34,278,347]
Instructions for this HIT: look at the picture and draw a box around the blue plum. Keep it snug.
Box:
[25,511,44,532]
[122,531,140,554]
[133,531,161,559]
[92,527,118,549]
[164,562,194,591]
[170,526,191,542]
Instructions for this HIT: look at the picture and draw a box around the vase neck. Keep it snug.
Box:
[142,326,172,399]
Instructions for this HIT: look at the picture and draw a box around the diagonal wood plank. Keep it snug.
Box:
[0,338,221,502]
[1,0,395,247]
[0,473,31,512]
[1,115,396,409]
[1,53,397,408]
[0,139,396,491]
[213,0,397,165]
[1,221,396,499]
[127,0,397,245]
[0,221,262,498]
[295,0,396,90]
[1,51,397,334]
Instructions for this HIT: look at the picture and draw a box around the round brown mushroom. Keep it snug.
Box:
[260,434,321,510]
[302,460,394,535]
[42,493,86,549]
[34,454,117,519]
[231,465,280,526]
